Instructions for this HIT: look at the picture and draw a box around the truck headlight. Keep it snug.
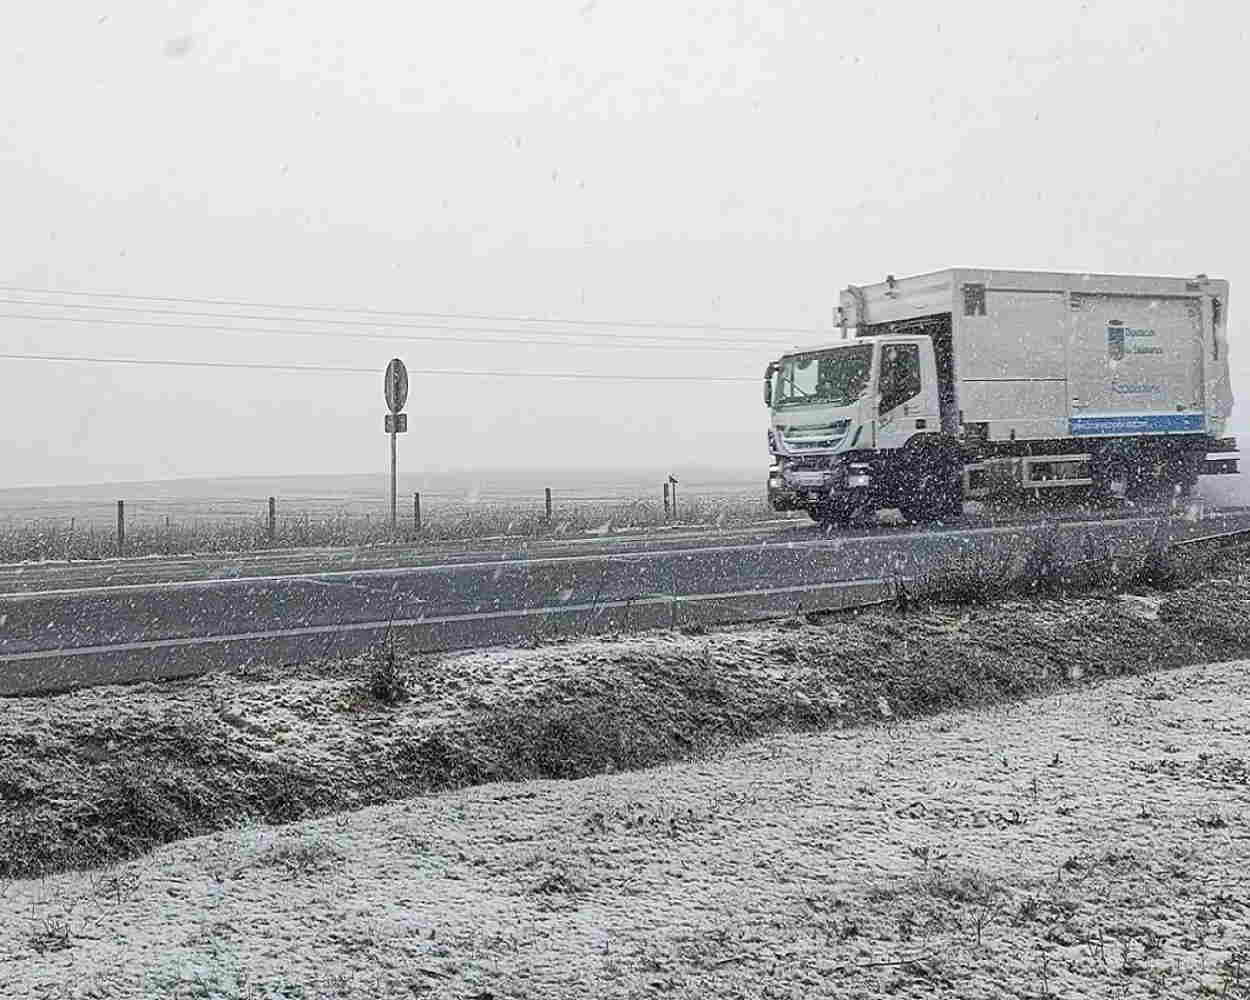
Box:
[845,463,871,488]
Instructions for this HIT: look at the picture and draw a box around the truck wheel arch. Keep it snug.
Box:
[902,432,965,461]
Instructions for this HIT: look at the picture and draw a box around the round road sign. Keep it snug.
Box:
[384,358,408,413]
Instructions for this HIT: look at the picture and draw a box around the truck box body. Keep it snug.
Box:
[837,268,1233,444]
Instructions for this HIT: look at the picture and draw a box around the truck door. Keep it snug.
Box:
[1067,294,1206,437]
[875,341,939,451]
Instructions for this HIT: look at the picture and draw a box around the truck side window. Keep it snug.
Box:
[879,344,921,413]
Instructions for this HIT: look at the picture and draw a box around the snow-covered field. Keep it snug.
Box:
[4,657,1247,999]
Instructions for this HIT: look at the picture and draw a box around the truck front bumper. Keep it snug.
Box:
[778,459,874,499]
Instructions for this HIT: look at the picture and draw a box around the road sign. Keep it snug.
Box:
[384,358,408,414]
[383,358,409,535]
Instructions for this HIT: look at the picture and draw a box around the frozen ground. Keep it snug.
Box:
[3,655,1248,998]
[3,545,1248,998]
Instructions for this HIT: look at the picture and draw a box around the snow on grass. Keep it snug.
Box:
[2,659,1248,998]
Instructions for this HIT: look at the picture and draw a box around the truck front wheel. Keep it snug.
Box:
[807,502,855,527]
[897,444,964,523]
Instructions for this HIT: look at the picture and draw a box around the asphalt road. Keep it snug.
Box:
[3,502,1248,697]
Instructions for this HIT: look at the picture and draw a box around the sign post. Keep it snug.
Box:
[384,358,409,536]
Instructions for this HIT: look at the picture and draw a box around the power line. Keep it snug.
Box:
[0,351,756,383]
[0,284,823,338]
[0,296,796,349]
[0,307,776,354]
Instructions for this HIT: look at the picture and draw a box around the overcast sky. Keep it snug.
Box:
[2,1,1247,488]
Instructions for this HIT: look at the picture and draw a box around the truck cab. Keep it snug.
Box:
[767,336,943,451]
[766,335,958,523]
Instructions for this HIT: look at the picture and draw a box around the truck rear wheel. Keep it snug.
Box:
[1093,443,1201,501]
[1176,453,1203,498]
[1157,449,1202,499]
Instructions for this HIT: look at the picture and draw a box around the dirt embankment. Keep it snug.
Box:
[2,548,1249,881]
[4,640,1249,998]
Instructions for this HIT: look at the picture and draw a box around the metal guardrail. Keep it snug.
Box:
[6,511,1250,699]
[1172,525,1250,549]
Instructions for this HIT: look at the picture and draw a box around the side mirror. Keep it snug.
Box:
[763,364,775,407]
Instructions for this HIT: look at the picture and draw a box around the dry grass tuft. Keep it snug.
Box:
[363,638,413,705]
[255,834,343,877]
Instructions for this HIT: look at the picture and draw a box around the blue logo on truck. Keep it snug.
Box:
[1108,321,1162,359]
[1107,322,1125,361]
[1070,413,1205,435]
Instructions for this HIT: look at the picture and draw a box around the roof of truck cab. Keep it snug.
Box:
[774,336,890,359]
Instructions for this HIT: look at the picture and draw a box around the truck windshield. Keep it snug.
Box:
[772,345,872,410]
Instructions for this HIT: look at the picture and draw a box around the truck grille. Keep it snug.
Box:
[780,420,850,451]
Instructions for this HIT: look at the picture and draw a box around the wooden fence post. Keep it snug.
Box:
[116,500,125,556]
[414,492,421,533]
[268,497,276,542]
[545,487,552,522]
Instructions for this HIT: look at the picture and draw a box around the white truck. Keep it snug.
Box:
[765,268,1237,525]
